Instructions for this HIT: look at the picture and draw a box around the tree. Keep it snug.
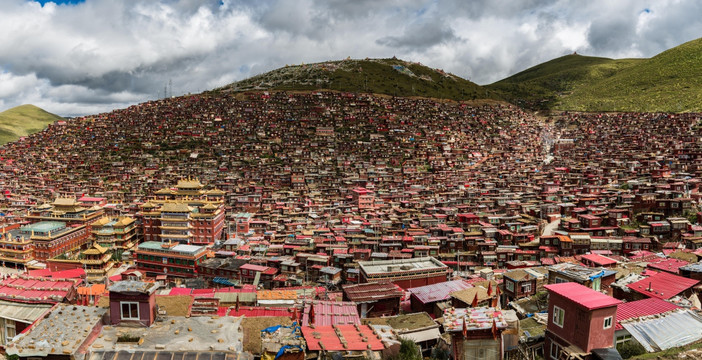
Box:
[617,339,647,359]
[389,338,422,360]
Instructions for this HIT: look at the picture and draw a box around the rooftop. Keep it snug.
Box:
[109,281,159,295]
[407,280,472,304]
[7,304,106,357]
[342,282,404,303]
[138,241,206,255]
[544,283,621,310]
[301,324,386,351]
[358,256,447,275]
[615,298,680,330]
[626,271,700,299]
[90,316,243,352]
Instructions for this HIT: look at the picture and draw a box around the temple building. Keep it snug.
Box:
[91,216,138,252]
[20,221,91,261]
[0,224,35,268]
[25,198,104,227]
[139,179,226,245]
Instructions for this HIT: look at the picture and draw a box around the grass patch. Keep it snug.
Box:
[0,104,64,145]
[630,340,702,359]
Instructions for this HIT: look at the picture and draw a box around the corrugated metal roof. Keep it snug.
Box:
[647,258,689,274]
[544,283,621,310]
[407,280,472,304]
[0,300,52,323]
[302,300,360,326]
[622,309,702,352]
[615,298,679,330]
[342,282,403,302]
[301,325,385,351]
[626,271,700,299]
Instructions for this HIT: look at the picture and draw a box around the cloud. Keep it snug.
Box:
[0,0,699,116]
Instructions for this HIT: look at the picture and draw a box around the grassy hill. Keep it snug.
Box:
[221,58,501,101]
[0,105,64,145]
[560,37,702,112]
[490,37,702,113]
[487,54,642,110]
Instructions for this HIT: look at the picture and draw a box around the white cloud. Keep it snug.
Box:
[0,0,699,116]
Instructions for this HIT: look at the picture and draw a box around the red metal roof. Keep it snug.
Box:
[408,280,472,304]
[626,271,699,299]
[0,276,79,304]
[301,325,385,351]
[342,282,404,302]
[544,283,621,310]
[615,298,680,330]
[647,258,689,274]
[302,300,360,326]
[581,253,617,266]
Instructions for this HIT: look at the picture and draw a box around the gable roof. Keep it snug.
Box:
[342,282,403,302]
[626,271,699,299]
[615,298,680,330]
[544,283,621,310]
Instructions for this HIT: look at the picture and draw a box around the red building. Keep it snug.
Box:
[358,256,448,289]
[135,241,208,279]
[18,221,91,261]
[239,263,278,288]
[544,283,621,359]
[107,281,159,327]
[342,282,403,318]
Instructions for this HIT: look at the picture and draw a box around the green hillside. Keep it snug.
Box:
[490,37,702,113]
[0,105,64,145]
[487,54,642,110]
[560,37,702,112]
[221,58,501,101]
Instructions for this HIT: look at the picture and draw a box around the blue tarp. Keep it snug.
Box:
[275,345,303,359]
[261,325,281,334]
[213,277,236,286]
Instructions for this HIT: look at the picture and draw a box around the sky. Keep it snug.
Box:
[1,0,701,116]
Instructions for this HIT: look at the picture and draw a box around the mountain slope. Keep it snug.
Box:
[487,54,642,110]
[221,58,501,101]
[560,37,702,112]
[0,105,64,145]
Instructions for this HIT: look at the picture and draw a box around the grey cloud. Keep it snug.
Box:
[0,0,699,116]
[377,22,459,50]
[587,17,637,54]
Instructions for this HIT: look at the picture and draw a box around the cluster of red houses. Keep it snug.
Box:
[0,90,700,359]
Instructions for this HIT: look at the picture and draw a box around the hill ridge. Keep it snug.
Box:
[489,37,702,113]
[220,57,502,102]
[0,104,64,145]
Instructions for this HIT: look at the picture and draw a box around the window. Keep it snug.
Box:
[550,342,561,360]
[604,316,613,329]
[616,334,632,344]
[522,283,532,293]
[121,302,140,320]
[552,306,565,327]
[555,277,568,284]
[5,319,16,343]
[505,280,514,292]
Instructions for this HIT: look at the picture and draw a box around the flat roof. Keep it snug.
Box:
[359,256,447,275]
[138,241,206,255]
[90,316,244,352]
[6,304,106,357]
